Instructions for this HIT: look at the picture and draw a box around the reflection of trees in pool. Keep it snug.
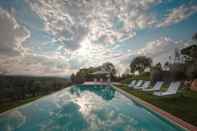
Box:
[70,85,115,101]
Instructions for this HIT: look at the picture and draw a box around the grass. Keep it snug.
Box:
[118,84,197,126]
[120,73,150,84]
[0,96,42,113]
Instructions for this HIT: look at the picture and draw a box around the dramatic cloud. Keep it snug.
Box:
[137,37,179,57]
[0,0,196,76]
[27,0,160,48]
[136,37,193,64]
[0,8,30,56]
[27,0,88,50]
[158,5,197,27]
[0,51,77,76]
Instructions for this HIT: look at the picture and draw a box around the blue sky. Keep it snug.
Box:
[0,0,197,76]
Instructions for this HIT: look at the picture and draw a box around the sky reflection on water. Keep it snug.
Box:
[0,85,185,131]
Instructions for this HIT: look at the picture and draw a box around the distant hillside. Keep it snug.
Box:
[0,74,70,80]
[0,74,71,104]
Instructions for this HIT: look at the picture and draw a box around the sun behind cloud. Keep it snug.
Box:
[0,0,196,76]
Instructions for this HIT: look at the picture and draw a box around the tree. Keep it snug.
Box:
[151,62,163,82]
[164,61,170,71]
[31,81,41,96]
[170,63,187,81]
[70,73,75,83]
[101,62,116,77]
[130,56,152,74]
[72,68,92,83]
[181,45,197,62]
[186,63,197,79]
[181,33,197,62]
[155,62,162,70]
[70,62,117,83]
[122,68,130,78]
[180,33,197,79]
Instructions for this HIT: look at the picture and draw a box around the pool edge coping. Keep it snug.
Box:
[111,84,197,131]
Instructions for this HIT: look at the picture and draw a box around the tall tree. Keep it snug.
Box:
[181,32,197,62]
[101,62,116,77]
[155,62,162,70]
[70,73,75,83]
[163,61,172,71]
[130,56,152,73]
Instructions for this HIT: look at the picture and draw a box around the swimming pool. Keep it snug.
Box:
[0,84,186,131]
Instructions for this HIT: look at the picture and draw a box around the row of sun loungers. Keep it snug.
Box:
[128,80,181,96]
[154,82,181,96]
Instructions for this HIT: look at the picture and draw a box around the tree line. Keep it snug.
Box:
[0,75,71,103]
[70,62,118,84]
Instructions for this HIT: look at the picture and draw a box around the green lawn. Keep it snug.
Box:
[118,84,197,126]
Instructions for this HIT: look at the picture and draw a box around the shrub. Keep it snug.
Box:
[186,62,197,79]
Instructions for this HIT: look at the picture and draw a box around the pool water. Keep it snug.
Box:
[0,85,186,131]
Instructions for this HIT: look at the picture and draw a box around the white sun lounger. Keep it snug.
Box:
[128,80,137,88]
[133,80,143,89]
[143,81,163,91]
[154,82,181,96]
[137,81,151,89]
